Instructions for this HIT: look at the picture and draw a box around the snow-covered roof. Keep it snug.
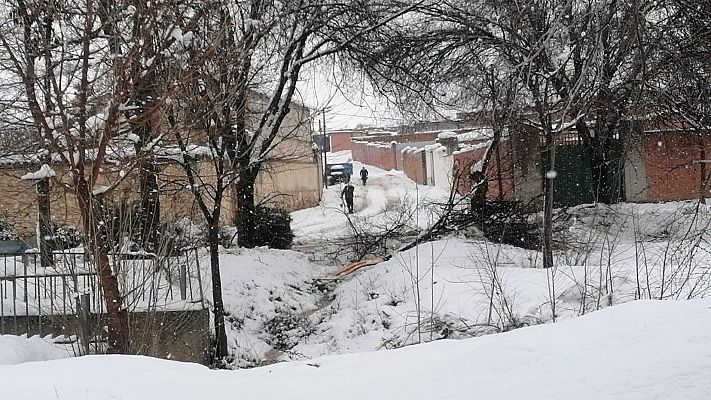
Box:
[20,164,56,180]
[453,139,492,155]
[326,150,353,164]
[0,144,214,169]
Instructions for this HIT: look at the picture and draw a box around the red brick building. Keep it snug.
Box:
[347,122,711,207]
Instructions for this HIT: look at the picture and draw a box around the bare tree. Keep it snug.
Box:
[0,0,192,353]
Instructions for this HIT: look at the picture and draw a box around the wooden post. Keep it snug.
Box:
[179,264,187,301]
[22,254,28,302]
[79,293,91,355]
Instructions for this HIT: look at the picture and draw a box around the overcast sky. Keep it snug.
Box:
[295,63,404,132]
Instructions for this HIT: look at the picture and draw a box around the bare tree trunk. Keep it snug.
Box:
[236,165,260,248]
[37,178,52,268]
[137,157,160,250]
[542,133,555,269]
[207,222,228,360]
[77,182,128,354]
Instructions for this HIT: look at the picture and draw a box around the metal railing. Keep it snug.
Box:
[0,248,205,335]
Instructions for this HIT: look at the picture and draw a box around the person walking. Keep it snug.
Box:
[359,167,369,186]
[341,182,355,213]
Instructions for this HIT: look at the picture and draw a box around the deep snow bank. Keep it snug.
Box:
[2,299,710,400]
[0,335,73,365]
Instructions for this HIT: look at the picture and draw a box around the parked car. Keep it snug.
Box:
[327,163,352,185]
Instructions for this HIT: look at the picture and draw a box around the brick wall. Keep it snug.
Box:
[641,131,711,202]
[353,131,440,145]
[402,150,427,184]
[453,146,488,195]
[329,131,354,152]
[452,141,516,201]
[351,141,397,171]
[487,140,516,201]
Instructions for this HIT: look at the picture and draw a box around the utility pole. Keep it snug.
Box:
[320,112,328,188]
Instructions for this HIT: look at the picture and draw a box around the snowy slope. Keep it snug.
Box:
[2,299,710,399]
[0,335,73,365]
[216,247,336,367]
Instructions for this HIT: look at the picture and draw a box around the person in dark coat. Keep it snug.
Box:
[341,183,355,213]
[359,167,369,185]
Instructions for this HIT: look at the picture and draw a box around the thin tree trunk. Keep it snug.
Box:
[137,158,160,250]
[542,132,555,269]
[77,182,128,354]
[208,223,228,360]
[37,178,52,268]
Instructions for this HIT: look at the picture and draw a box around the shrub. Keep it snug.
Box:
[160,218,206,253]
[47,224,83,250]
[262,308,312,350]
[93,200,140,249]
[252,206,294,249]
[220,226,238,248]
[0,214,18,241]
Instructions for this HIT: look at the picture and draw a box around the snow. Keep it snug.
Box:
[4,157,711,398]
[91,185,110,195]
[437,130,457,139]
[326,150,353,164]
[216,247,335,367]
[2,299,710,399]
[0,335,73,365]
[453,139,491,155]
[126,133,141,143]
[19,164,56,180]
[291,161,449,243]
[85,114,107,132]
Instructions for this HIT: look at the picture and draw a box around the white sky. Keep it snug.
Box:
[295,62,404,132]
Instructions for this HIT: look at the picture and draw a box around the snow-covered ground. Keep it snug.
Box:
[3,157,711,397]
[3,298,710,399]
[216,247,335,367]
[291,158,449,243]
[0,335,74,365]
[219,164,711,365]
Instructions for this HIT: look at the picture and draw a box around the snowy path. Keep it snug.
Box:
[290,161,449,243]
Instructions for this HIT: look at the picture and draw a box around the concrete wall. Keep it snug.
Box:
[431,146,454,190]
[0,309,211,364]
[255,158,322,211]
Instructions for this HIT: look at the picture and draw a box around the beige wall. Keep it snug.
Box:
[0,97,321,238]
[256,158,322,212]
